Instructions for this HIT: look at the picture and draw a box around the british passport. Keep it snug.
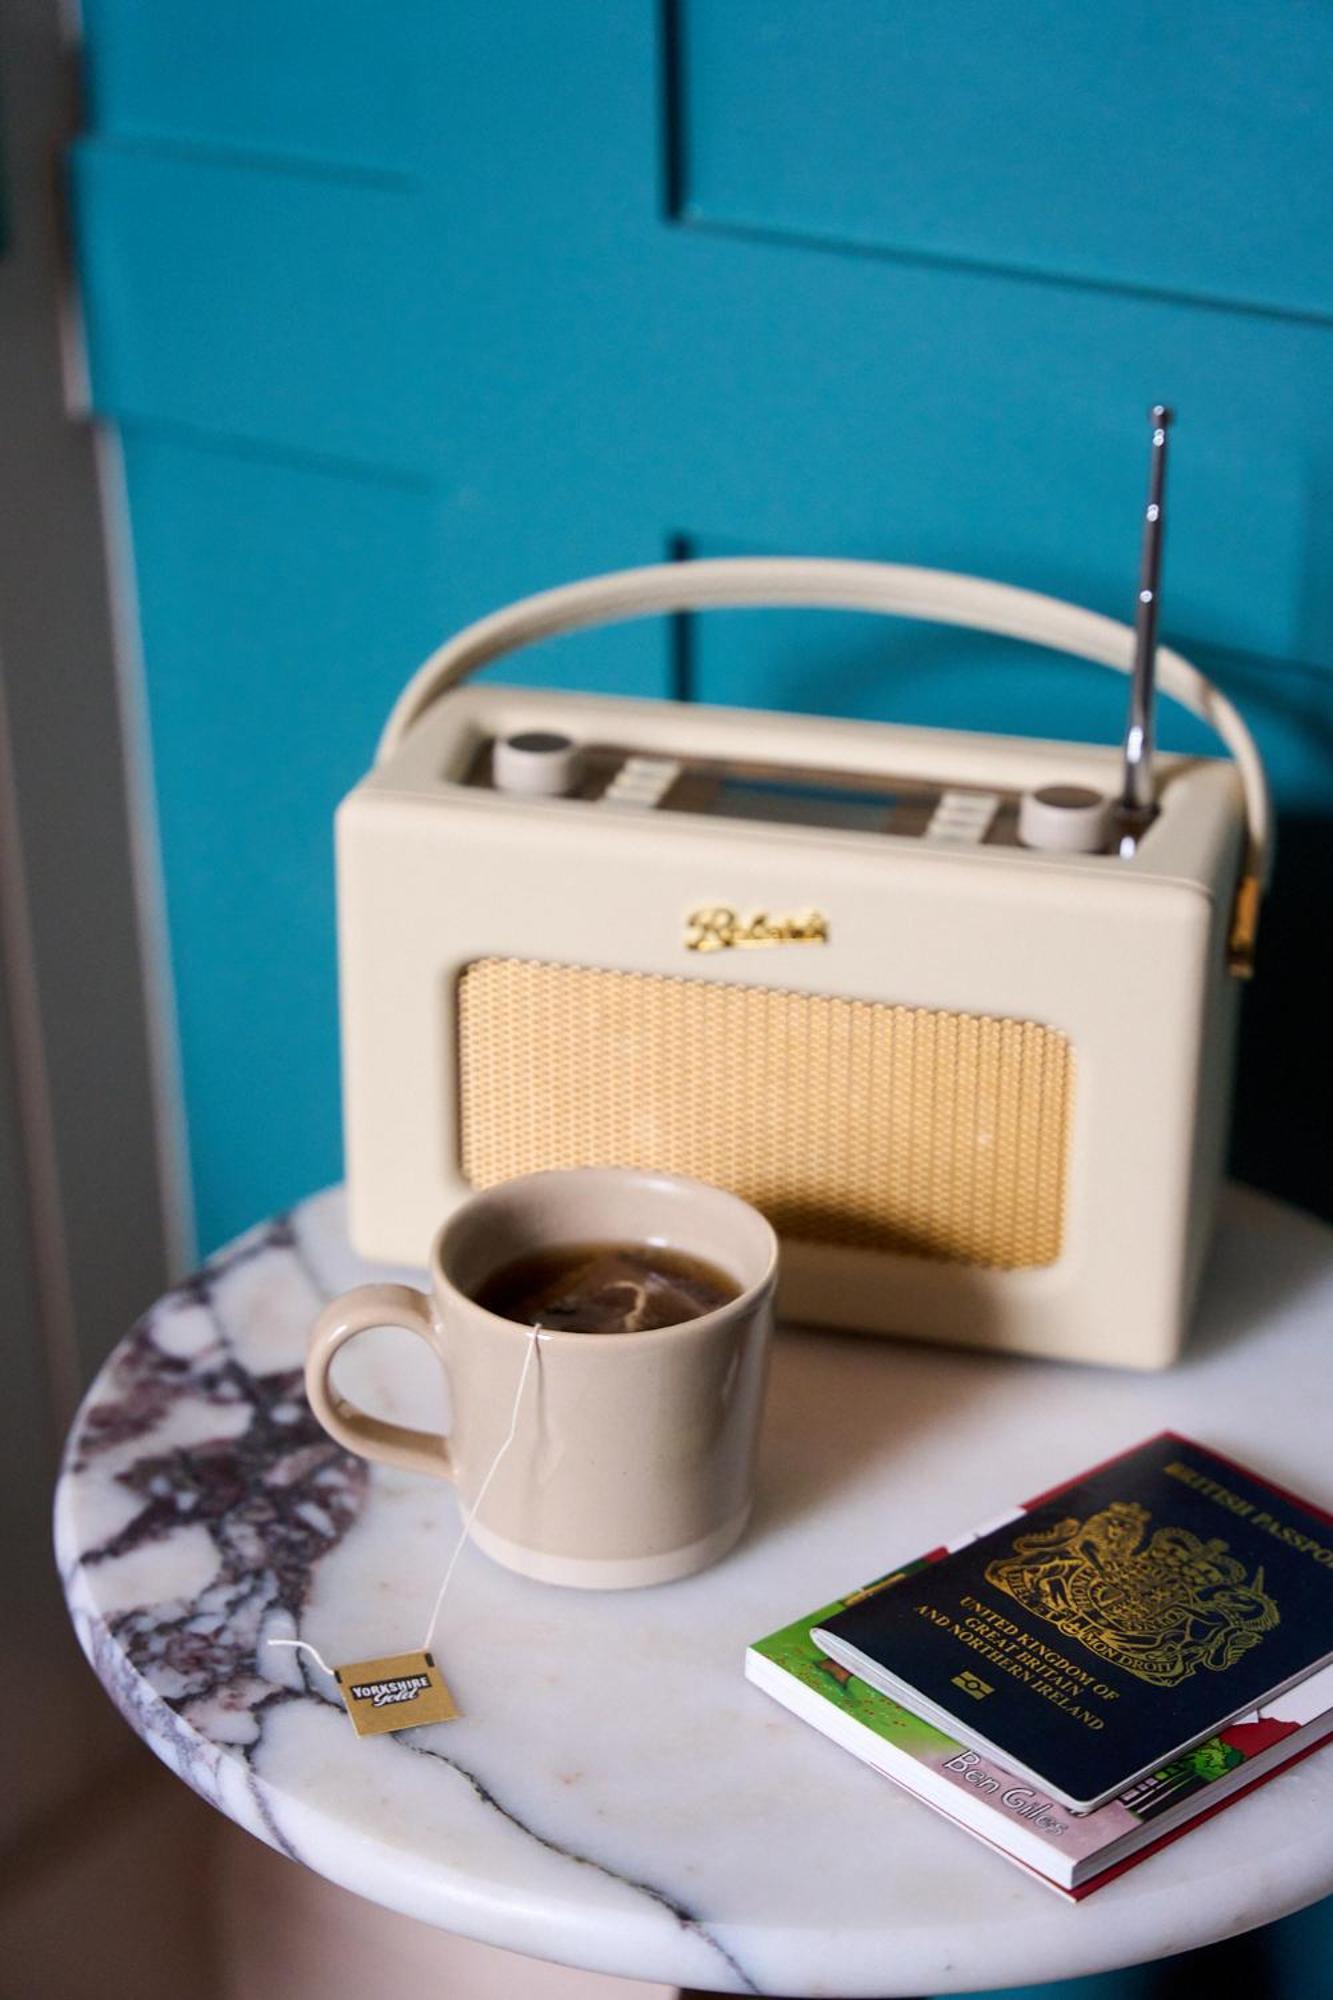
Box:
[814,1433,1333,1811]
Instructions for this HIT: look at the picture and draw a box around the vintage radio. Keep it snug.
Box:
[337,424,1271,1368]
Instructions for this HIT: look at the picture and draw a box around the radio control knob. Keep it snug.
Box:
[492,730,580,797]
[1018,784,1111,854]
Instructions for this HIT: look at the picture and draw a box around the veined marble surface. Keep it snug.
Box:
[57,1186,1333,1997]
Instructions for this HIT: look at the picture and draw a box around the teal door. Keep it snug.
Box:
[72,4,1333,1993]
[75,3,1333,1255]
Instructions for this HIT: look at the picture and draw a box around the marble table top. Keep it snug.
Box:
[57,1186,1333,1997]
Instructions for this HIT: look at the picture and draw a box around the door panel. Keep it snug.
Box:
[678,0,1333,321]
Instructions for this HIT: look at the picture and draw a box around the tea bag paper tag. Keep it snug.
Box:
[334,1650,459,1736]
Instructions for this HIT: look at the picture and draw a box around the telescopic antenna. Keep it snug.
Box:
[1117,405,1172,849]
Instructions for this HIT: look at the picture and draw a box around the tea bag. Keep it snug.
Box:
[516,1251,722,1333]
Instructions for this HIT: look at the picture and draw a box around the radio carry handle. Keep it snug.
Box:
[377,558,1271,976]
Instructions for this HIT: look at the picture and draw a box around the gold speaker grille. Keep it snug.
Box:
[458,959,1073,1269]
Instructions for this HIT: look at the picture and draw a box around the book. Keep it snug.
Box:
[747,1580,1333,1897]
[811,1433,1333,1812]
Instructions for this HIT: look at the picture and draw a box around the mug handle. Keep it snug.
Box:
[306,1283,454,1482]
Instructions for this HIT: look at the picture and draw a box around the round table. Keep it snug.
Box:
[57,1185,1333,1997]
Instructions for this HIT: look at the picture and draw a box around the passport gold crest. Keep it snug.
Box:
[985,1502,1280,1687]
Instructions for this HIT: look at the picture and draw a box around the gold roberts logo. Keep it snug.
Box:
[684,905,830,953]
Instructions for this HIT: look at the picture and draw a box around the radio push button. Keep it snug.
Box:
[924,789,999,844]
[1018,784,1112,854]
[492,730,581,797]
[602,755,682,808]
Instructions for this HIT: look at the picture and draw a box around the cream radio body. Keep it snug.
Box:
[336,559,1270,1370]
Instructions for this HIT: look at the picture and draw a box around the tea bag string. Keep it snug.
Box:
[268,1321,542,1682]
[418,1320,541,1651]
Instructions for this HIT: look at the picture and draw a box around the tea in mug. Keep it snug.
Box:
[473,1242,740,1334]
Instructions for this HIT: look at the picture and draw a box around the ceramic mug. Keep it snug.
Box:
[305,1167,778,1588]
